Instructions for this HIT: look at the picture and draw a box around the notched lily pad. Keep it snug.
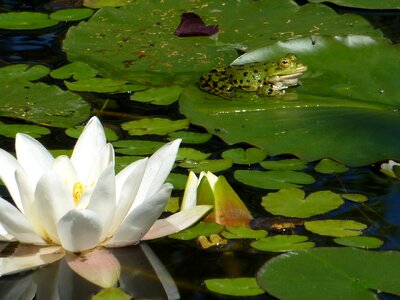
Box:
[0,12,58,30]
[309,0,400,9]
[65,125,119,141]
[333,236,384,249]
[168,131,212,144]
[49,8,94,21]
[50,62,98,80]
[65,78,129,93]
[204,278,264,297]
[0,64,50,81]
[251,235,315,252]
[314,158,349,174]
[165,173,187,191]
[169,222,224,240]
[178,158,233,173]
[304,219,367,237]
[341,193,368,203]
[177,148,211,161]
[121,118,189,136]
[112,140,164,155]
[0,124,51,138]
[260,159,308,171]
[222,148,267,165]
[221,226,267,240]
[130,86,183,105]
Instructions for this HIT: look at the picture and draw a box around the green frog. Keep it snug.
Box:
[198,53,307,98]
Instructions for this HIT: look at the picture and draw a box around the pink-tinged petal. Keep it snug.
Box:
[57,209,103,253]
[15,133,53,188]
[132,139,181,210]
[51,155,79,193]
[65,248,120,288]
[180,171,199,210]
[0,245,64,276]
[33,170,75,243]
[142,205,213,240]
[70,117,107,182]
[0,197,45,245]
[0,149,24,212]
[86,165,116,241]
[104,184,173,248]
[109,158,148,236]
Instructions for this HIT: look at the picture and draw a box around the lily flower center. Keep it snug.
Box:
[73,182,85,205]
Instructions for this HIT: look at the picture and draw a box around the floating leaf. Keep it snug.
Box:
[251,235,315,252]
[221,148,267,165]
[0,12,58,30]
[341,193,368,203]
[257,248,400,299]
[221,226,267,240]
[165,173,187,191]
[165,197,180,213]
[308,0,400,9]
[92,287,131,300]
[234,170,315,190]
[83,0,134,8]
[131,86,183,105]
[113,140,164,155]
[121,118,189,136]
[65,78,129,93]
[178,158,233,173]
[262,188,343,218]
[260,159,308,171]
[314,158,349,174]
[177,148,211,161]
[0,124,50,138]
[169,222,223,240]
[65,125,119,141]
[49,8,94,21]
[333,236,384,249]
[115,155,143,173]
[205,278,264,297]
[304,219,367,237]
[0,64,50,81]
[50,62,98,80]
[168,131,212,144]
[175,12,218,37]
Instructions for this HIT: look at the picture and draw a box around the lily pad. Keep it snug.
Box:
[131,86,183,105]
[262,189,343,218]
[179,158,233,173]
[165,173,187,191]
[0,12,58,30]
[115,155,143,173]
[83,0,134,8]
[180,36,400,167]
[65,125,119,141]
[49,8,94,21]
[221,148,267,165]
[0,124,51,138]
[257,247,400,299]
[177,148,211,161]
[65,78,130,93]
[341,193,368,203]
[260,159,308,171]
[251,235,315,252]
[304,219,367,237]
[50,62,98,80]
[333,236,384,249]
[169,222,223,240]
[112,140,164,155]
[314,158,349,174]
[205,278,264,297]
[93,287,131,300]
[121,118,189,136]
[221,226,267,240]
[234,170,315,190]
[308,0,400,9]
[0,64,50,81]
[168,131,212,144]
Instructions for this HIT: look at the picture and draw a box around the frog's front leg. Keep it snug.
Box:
[257,83,285,97]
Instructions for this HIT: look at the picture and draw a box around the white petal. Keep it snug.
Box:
[15,133,53,188]
[180,171,199,210]
[86,165,116,241]
[142,205,213,240]
[104,183,173,248]
[33,171,75,243]
[0,223,15,242]
[109,158,148,235]
[132,139,180,210]
[0,197,45,245]
[51,155,79,193]
[57,209,103,252]
[70,117,108,182]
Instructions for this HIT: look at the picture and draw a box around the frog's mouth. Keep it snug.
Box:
[268,65,308,84]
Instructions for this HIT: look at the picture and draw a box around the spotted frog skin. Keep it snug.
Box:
[198,53,307,98]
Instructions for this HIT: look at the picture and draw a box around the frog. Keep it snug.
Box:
[198,53,307,98]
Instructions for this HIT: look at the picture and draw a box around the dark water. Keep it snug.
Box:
[0,1,400,299]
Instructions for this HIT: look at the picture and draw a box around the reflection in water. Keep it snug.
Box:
[0,243,180,300]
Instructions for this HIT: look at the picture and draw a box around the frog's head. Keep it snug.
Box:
[267,53,307,87]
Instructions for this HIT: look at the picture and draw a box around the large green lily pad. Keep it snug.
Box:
[257,247,400,299]
[180,36,400,166]
[309,0,400,9]
[63,0,380,84]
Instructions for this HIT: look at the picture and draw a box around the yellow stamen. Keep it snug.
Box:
[73,182,85,205]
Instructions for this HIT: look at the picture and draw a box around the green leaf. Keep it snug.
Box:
[121,118,189,136]
[257,248,400,299]
[169,222,223,240]
[304,219,367,237]
[308,0,400,9]
[83,0,134,8]
[92,287,131,300]
[0,64,50,81]
[168,131,212,144]
[341,193,368,203]
[0,124,50,138]
[205,278,264,297]
[251,235,315,252]
[50,62,98,80]
[0,12,58,30]
[178,158,233,173]
[333,236,384,249]
[314,158,349,174]
[115,155,144,173]
[131,86,183,105]
[177,148,211,161]
[112,140,164,155]
[165,173,187,191]
[65,78,129,93]
[65,125,119,141]
[221,148,267,165]
[260,159,308,171]
[49,8,94,21]
[262,188,344,218]
[221,226,267,240]
[234,170,315,190]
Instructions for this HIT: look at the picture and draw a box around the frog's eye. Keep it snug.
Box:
[279,58,291,68]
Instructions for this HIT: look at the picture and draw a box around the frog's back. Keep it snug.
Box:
[226,62,269,92]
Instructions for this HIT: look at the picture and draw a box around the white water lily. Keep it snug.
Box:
[0,116,210,278]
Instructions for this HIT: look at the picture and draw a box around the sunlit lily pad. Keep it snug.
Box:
[205,278,264,297]
[65,78,130,93]
[314,158,349,174]
[251,235,315,252]
[92,287,131,300]
[50,62,98,80]
[179,158,233,173]
[169,222,223,240]
[262,189,343,218]
[165,173,187,191]
[221,226,267,240]
[121,118,189,136]
[49,8,94,21]
[115,155,143,173]
[341,193,368,203]
[234,170,315,190]
[180,36,400,167]
[0,12,58,30]
[304,219,367,237]
[0,124,50,138]
[177,148,211,161]
[309,0,400,9]
[221,148,267,165]
[333,236,384,249]
[260,159,308,171]
[66,125,119,141]
[0,64,50,81]
[257,247,400,299]
[113,140,164,155]
[83,0,134,8]
[131,86,183,105]
[168,131,212,144]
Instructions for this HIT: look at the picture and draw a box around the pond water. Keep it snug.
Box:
[1,1,400,299]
